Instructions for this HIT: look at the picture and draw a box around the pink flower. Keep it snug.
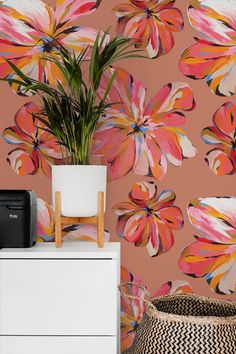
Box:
[179,0,236,96]
[113,181,184,257]
[113,0,184,58]
[93,67,196,181]
[201,102,236,176]
[120,266,192,351]
[2,102,62,177]
[0,0,101,93]
[179,197,236,295]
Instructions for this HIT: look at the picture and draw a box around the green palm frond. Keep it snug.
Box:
[1,32,145,164]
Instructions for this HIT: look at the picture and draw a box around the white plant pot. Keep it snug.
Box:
[52,165,107,217]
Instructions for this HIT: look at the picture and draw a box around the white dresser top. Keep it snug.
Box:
[0,242,120,259]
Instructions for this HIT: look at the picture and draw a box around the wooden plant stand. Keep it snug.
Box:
[55,191,104,248]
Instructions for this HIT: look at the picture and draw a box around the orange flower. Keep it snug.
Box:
[113,181,184,257]
[3,102,62,177]
[113,0,184,58]
[0,0,101,93]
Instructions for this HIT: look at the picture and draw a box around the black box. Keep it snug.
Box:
[0,190,37,248]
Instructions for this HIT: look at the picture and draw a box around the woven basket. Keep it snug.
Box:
[120,282,236,354]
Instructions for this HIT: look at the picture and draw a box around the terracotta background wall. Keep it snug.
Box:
[0,1,236,348]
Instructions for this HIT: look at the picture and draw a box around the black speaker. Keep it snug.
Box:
[0,190,37,248]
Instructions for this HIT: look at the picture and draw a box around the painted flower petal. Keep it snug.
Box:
[179,39,236,97]
[3,127,29,145]
[205,55,236,97]
[205,149,234,176]
[179,240,236,295]
[145,138,168,180]
[93,127,128,156]
[113,3,139,18]
[156,189,176,208]
[134,220,152,247]
[213,101,236,136]
[113,202,141,216]
[39,132,62,159]
[153,0,176,9]
[188,197,236,244]
[179,39,233,77]
[42,59,67,88]
[116,214,132,239]
[98,67,146,121]
[130,181,157,205]
[39,154,52,178]
[158,8,183,32]
[120,266,146,352]
[145,82,195,118]
[153,112,187,127]
[105,137,135,181]
[133,135,151,176]
[14,102,39,138]
[146,16,174,58]
[153,280,193,298]
[0,12,36,46]
[123,212,149,243]
[118,12,149,47]
[154,127,197,166]
[121,332,136,354]
[7,149,37,176]
[36,198,54,242]
[201,126,231,146]
[0,0,53,37]
[188,1,236,45]
[147,217,174,256]
[60,26,100,54]
[55,0,99,27]
[158,206,184,230]
[6,56,42,94]
[62,224,110,242]
[158,218,175,254]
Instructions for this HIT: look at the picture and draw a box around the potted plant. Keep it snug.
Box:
[3,32,141,217]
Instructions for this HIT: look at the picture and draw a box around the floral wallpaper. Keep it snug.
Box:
[0,0,236,352]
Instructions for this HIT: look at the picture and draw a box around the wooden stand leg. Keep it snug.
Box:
[54,191,104,249]
[97,191,104,248]
[55,191,62,248]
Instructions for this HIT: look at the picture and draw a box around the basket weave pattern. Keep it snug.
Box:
[121,285,236,354]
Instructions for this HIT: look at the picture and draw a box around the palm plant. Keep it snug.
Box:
[3,32,142,165]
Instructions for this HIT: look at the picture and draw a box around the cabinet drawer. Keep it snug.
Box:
[0,259,118,335]
[0,336,117,354]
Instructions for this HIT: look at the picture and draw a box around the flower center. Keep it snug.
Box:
[133,123,142,133]
[43,41,54,53]
[129,119,149,136]
[146,8,153,17]
[33,138,40,149]
[41,37,57,54]
[131,321,139,330]
[145,207,153,215]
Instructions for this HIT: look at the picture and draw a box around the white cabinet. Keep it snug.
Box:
[0,242,120,354]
